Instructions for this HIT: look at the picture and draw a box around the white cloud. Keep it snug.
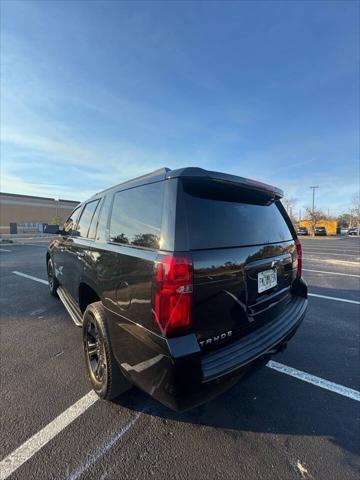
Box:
[0,173,93,200]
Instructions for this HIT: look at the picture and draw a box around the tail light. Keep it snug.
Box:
[153,255,193,336]
[295,239,302,278]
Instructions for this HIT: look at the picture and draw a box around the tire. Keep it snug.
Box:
[47,258,59,297]
[82,301,132,400]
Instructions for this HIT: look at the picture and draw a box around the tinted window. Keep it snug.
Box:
[76,200,100,238]
[110,183,164,249]
[95,195,111,241]
[182,179,292,249]
[63,207,81,234]
[87,199,103,239]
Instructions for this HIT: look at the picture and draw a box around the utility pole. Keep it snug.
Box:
[310,186,319,215]
[309,186,319,236]
[55,197,59,219]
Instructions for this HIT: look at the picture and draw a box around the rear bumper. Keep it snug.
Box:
[109,284,308,411]
[201,295,307,383]
[168,296,307,411]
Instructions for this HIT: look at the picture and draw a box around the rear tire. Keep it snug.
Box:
[47,258,59,297]
[82,301,132,400]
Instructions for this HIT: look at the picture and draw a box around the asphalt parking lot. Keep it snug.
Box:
[0,236,359,480]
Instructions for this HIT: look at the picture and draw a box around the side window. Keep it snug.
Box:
[109,182,164,249]
[95,194,111,241]
[63,207,81,235]
[87,198,103,239]
[76,200,100,238]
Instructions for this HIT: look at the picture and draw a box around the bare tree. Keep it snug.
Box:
[337,213,352,228]
[350,193,360,232]
[304,207,324,236]
[282,197,297,224]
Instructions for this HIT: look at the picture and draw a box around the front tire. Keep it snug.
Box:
[47,258,59,297]
[82,301,132,400]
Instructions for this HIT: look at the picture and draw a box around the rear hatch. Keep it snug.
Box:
[179,177,298,352]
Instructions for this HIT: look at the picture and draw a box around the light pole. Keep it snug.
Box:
[55,197,59,223]
[309,186,319,236]
[310,186,319,215]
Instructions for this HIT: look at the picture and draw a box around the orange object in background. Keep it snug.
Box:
[299,220,337,235]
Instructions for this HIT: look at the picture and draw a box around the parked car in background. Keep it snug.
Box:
[348,227,360,236]
[315,226,327,236]
[299,220,337,235]
[297,226,309,236]
[340,227,349,235]
[46,167,308,411]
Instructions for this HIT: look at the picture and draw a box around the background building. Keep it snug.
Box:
[0,192,80,234]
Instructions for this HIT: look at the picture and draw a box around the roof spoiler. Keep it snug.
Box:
[166,167,284,200]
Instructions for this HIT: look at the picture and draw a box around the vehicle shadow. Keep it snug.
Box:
[112,283,359,457]
[114,362,359,457]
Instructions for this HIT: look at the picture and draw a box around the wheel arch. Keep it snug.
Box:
[78,282,102,313]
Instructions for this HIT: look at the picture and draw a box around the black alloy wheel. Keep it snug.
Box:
[84,316,107,383]
[82,302,132,400]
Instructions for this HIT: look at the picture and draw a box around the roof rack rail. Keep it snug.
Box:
[130,167,171,183]
[92,167,171,198]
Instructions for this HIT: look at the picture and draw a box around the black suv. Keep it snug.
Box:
[47,167,307,411]
[314,226,327,236]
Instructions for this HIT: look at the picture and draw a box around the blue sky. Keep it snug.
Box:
[1,0,359,216]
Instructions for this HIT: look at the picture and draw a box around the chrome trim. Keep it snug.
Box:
[57,287,82,327]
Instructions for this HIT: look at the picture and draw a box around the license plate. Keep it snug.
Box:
[258,269,277,293]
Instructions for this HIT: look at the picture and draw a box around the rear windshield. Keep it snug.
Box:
[182,179,292,249]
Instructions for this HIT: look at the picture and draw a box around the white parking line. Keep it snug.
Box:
[0,391,99,480]
[305,257,360,267]
[309,293,360,305]
[0,248,12,252]
[267,361,360,401]
[303,251,359,258]
[302,246,359,253]
[303,269,360,278]
[12,271,48,285]
[303,250,360,255]
[66,411,142,480]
